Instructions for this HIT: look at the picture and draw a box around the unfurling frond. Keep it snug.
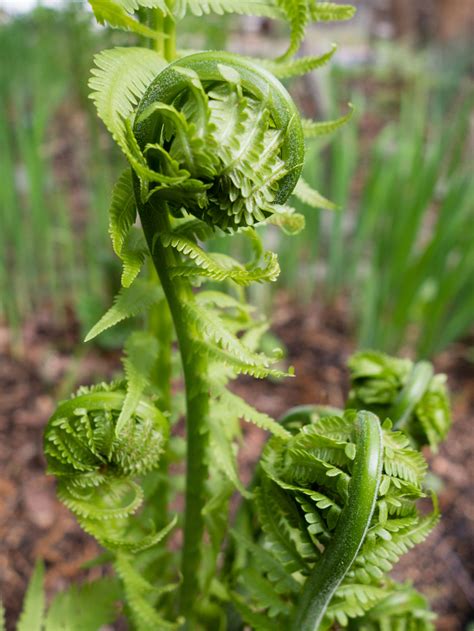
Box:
[235,410,438,627]
[347,350,451,450]
[44,382,169,551]
[132,52,305,232]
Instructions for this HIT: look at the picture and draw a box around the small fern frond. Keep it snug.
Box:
[325,583,389,627]
[208,414,249,496]
[89,47,166,156]
[197,341,290,380]
[293,177,337,210]
[115,554,180,630]
[85,281,163,342]
[309,1,356,22]
[350,581,436,630]
[175,0,282,19]
[17,561,45,631]
[217,389,291,439]
[259,45,336,79]
[302,104,354,138]
[184,303,269,367]
[117,332,159,434]
[232,530,300,594]
[121,227,149,288]
[267,205,306,235]
[168,252,280,285]
[44,578,121,631]
[415,375,452,453]
[254,480,311,572]
[89,0,168,39]
[161,232,281,285]
[276,0,310,61]
[350,508,439,585]
[108,169,137,267]
[84,515,177,553]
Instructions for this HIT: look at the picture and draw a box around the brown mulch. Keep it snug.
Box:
[1,298,473,629]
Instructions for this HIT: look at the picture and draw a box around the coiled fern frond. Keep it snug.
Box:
[44,381,171,552]
[233,410,438,630]
[347,350,451,451]
[132,52,304,231]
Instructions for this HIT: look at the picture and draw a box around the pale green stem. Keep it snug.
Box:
[150,9,165,55]
[148,265,173,530]
[291,411,383,631]
[138,200,209,625]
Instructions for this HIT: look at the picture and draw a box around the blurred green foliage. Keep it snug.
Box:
[0,4,122,342]
[0,3,472,358]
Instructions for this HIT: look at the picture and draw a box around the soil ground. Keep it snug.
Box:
[1,297,473,630]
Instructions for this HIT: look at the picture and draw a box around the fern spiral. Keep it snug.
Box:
[347,351,451,451]
[44,381,170,552]
[132,51,305,231]
[233,409,438,629]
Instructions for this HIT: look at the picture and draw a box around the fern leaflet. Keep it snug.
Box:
[17,561,45,631]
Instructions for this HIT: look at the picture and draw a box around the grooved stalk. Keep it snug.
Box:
[138,200,208,623]
[148,266,173,530]
[291,411,383,631]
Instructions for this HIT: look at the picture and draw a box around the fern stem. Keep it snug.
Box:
[148,265,173,530]
[150,9,165,56]
[389,361,433,430]
[137,199,209,624]
[291,411,383,631]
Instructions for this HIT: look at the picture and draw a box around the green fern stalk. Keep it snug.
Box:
[138,196,210,617]
[292,411,383,631]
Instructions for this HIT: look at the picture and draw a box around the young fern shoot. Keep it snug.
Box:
[38,2,452,630]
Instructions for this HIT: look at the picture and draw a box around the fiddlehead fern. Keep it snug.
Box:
[44,381,171,552]
[347,350,451,451]
[232,409,439,630]
[133,51,304,231]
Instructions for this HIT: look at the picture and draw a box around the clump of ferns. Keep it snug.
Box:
[36,1,453,629]
[231,409,439,630]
